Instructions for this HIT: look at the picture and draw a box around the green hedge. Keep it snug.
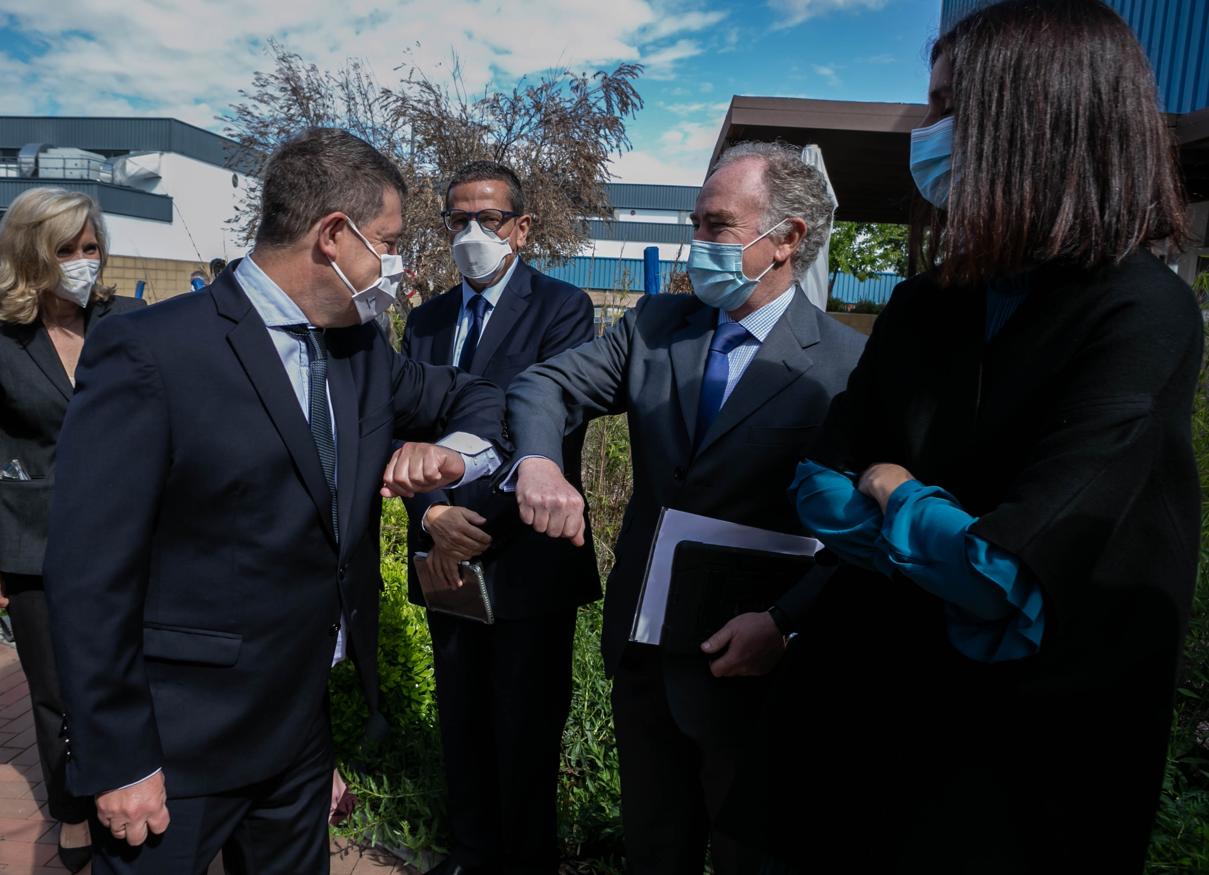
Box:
[1144,316,1209,873]
[329,484,626,871]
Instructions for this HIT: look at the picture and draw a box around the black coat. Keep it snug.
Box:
[0,295,144,575]
[42,268,506,798]
[749,253,1202,873]
[401,260,601,617]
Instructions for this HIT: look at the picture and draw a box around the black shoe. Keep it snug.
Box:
[57,842,92,874]
[425,860,470,875]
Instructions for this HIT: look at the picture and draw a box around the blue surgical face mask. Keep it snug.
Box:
[910,116,954,209]
[687,218,790,312]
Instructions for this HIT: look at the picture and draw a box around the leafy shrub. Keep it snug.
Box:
[330,418,631,870]
[1145,311,1209,873]
[329,499,446,853]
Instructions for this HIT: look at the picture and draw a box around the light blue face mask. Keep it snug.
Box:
[687,218,790,312]
[910,116,954,209]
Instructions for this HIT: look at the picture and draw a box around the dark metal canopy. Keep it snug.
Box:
[709,97,928,225]
[1176,107,1209,204]
[711,96,1209,226]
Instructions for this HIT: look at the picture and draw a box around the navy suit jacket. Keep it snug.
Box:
[43,266,507,797]
[401,259,600,617]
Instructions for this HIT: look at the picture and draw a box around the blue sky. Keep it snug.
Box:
[0,0,942,184]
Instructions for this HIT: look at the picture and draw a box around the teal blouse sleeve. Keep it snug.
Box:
[790,460,1045,662]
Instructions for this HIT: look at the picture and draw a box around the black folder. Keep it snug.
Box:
[660,541,814,654]
[414,552,495,624]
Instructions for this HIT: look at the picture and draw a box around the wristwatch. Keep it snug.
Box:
[767,603,794,637]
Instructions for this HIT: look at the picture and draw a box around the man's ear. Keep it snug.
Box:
[777,217,808,264]
[315,212,348,261]
[513,214,532,250]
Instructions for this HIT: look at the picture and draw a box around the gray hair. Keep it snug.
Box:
[710,141,833,276]
[255,127,407,248]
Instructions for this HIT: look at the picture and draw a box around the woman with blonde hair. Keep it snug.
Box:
[0,187,143,871]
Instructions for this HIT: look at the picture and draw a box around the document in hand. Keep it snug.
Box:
[629,508,822,646]
[659,542,816,654]
[414,552,495,624]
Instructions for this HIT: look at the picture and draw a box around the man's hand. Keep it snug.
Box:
[515,457,586,547]
[96,770,170,847]
[423,505,491,561]
[0,573,8,610]
[330,769,347,821]
[701,612,787,678]
[380,443,466,498]
[857,463,915,513]
[425,545,465,590]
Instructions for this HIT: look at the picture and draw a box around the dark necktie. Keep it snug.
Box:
[694,321,751,450]
[288,326,339,539]
[457,293,491,370]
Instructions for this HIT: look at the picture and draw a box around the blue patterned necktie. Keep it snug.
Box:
[694,321,751,450]
[457,293,492,370]
[288,326,339,539]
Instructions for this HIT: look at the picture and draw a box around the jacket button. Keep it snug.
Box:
[329,623,340,635]
[672,467,685,482]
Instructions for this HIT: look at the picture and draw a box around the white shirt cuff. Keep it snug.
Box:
[111,767,162,793]
[437,432,501,488]
[331,618,346,667]
[498,454,551,493]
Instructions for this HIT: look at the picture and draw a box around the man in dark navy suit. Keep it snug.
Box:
[401,161,599,875]
[43,129,507,875]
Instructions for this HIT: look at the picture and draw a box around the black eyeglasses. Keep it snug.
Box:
[441,209,522,234]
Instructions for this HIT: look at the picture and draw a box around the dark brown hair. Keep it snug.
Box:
[255,128,407,247]
[445,160,526,215]
[918,0,1188,287]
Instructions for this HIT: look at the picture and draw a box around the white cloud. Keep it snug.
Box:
[642,9,728,40]
[0,0,720,131]
[661,100,731,117]
[767,0,888,27]
[858,53,896,64]
[641,39,705,79]
[658,121,719,154]
[812,64,841,87]
[610,148,708,185]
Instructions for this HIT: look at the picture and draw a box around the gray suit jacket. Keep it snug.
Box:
[0,295,145,575]
[506,287,866,696]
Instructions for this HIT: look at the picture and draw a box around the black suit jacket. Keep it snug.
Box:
[0,295,144,576]
[401,260,600,617]
[43,267,506,797]
[767,253,1202,870]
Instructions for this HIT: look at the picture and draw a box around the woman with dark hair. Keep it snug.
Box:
[769,1,1200,871]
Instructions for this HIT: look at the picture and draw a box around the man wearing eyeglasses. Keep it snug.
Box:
[398,161,599,875]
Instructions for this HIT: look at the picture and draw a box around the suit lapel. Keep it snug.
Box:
[326,340,359,554]
[695,289,820,457]
[20,324,73,401]
[470,261,532,373]
[669,303,716,449]
[430,289,462,366]
[214,274,338,546]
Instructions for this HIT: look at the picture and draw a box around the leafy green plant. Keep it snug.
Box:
[329,419,633,869]
[1145,299,1209,873]
[330,499,446,854]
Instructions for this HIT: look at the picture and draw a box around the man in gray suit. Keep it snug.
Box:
[505,141,867,874]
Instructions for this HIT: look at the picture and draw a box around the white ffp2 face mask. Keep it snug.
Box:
[451,220,513,281]
[54,258,101,308]
[328,218,405,324]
